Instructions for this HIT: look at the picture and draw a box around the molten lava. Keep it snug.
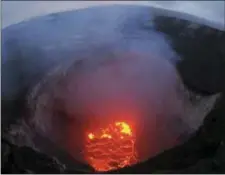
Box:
[85,121,138,172]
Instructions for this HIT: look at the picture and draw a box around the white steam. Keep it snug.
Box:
[3,5,219,163]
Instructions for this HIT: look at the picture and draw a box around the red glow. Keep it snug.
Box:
[85,121,138,172]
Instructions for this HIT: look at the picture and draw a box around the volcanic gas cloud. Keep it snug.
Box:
[27,50,189,172]
[63,52,188,171]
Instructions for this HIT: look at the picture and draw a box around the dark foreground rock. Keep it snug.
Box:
[2,138,64,174]
[1,138,92,174]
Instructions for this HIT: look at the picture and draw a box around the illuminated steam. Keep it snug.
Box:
[2,5,220,167]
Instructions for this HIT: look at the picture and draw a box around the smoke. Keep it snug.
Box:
[26,41,189,162]
[2,5,220,164]
[65,52,181,123]
[67,50,188,159]
[13,6,189,162]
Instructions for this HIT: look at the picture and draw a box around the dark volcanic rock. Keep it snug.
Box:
[154,16,225,95]
[1,138,63,174]
[111,92,225,174]
[1,138,91,174]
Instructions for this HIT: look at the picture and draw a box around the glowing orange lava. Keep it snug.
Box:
[85,121,138,172]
